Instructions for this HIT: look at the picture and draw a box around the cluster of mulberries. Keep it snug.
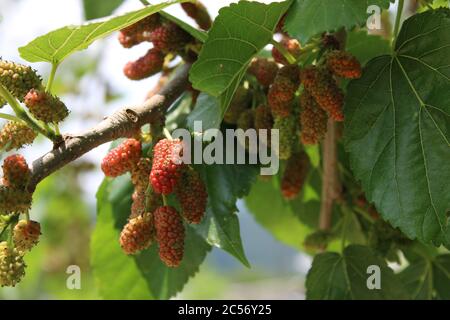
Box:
[181,1,212,30]
[281,151,310,199]
[24,89,69,123]
[119,9,198,81]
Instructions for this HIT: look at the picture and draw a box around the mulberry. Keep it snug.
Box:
[0,242,26,287]
[300,66,344,122]
[13,220,41,252]
[123,48,164,80]
[254,105,273,147]
[101,139,142,177]
[237,109,255,131]
[130,187,162,219]
[150,139,185,194]
[299,91,328,145]
[268,65,300,118]
[154,206,184,267]
[181,1,212,30]
[2,154,30,189]
[150,22,192,54]
[131,158,152,190]
[273,116,297,160]
[118,14,161,48]
[0,121,37,151]
[325,50,362,79]
[224,87,251,124]
[175,168,207,224]
[119,212,154,255]
[247,58,279,87]
[281,151,310,200]
[303,230,334,251]
[0,186,32,213]
[272,38,301,65]
[24,89,69,123]
[0,59,42,102]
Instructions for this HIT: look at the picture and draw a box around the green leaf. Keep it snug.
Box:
[186,93,222,132]
[245,176,316,250]
[398,254,450,300]
[346,30,391,66]
[285,0,392,44]
[91,176,210,300]
[19,0,186,64]
[160,11,207,43]
[193,164,259,267]
[306,245,409,300]
[344,9,450,247]
[83,0,123,20]
[189,0,292,97]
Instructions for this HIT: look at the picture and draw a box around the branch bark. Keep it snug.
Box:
[28,63,191,191]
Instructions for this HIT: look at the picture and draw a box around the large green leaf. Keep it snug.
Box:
[91,176,210,300]
[19,0,186,64]
[284,0,392,44]
[344,9,450,247]
[306,245,409,299]
[193,164,259,267]
[186,93,222,132]
[189,0,291,97]
[83,0,123,20]
[398,254,450,300]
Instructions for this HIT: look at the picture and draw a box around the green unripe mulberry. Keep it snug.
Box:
[0,121,37,151]
[0,241,26,287]
[0,60,42,105]
[273,115,297,160]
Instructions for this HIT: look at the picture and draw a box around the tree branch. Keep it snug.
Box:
[28,63,191,191]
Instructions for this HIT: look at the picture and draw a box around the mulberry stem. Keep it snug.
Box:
[0,112,26,123]
[393,0,405,46]
[163,127,173,140]
[46,63,58,92]
[270,39,297,65]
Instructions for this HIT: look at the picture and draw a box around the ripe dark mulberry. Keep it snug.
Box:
[300,66,344,122]
[154,206,185,267]
[101,139,142,177]
[247,58,279,87]
[268,65,300,118]
[2,154,30,189]
[325,50,362,79]
[24,89,69,123]
[150,22,192,54]
[13,220,41,252]
[181,1,212,30]
[281,151,310,200]
[0,242,26,287]
[300,91,328,145]
[118,14,161,48]
[175,168,207,224]
[123,48,164,80]
[272,38,301,65]
[150,139,185,194]
[0,121,37,151]
[0,59,42,102]
[223,87,251,124]
[120,212,154,255]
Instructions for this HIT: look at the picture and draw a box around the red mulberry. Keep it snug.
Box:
[281,151,310,200]
[300,91,328,145]
[325,50,362,79]
[150,139,185,194]
[118,14,161,48]
[24,89,69,123]
[154,206,185,267]
[181,1,212,30]
[268,65,300,118]
[175,168,207,224]
[123,48,164,80]
[300,66,344,122]
[120,212,154,255]
[101,139,142,177]
[2,154,30,189]
[150,22,192,54]
[247,58,279,87]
